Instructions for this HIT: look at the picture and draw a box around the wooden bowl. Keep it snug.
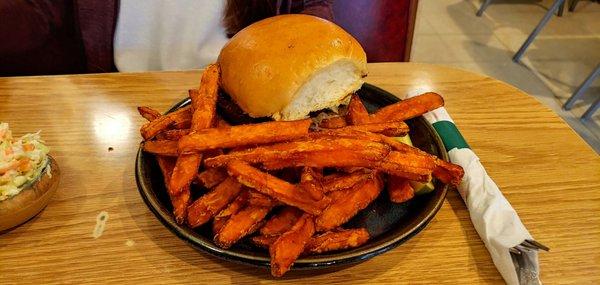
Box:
[0,155,60,232]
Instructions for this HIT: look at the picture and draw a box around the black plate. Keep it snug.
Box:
[135,83,449,270]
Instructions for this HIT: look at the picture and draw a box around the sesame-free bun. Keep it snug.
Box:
[0,156,60,232]
[218,14,367,120]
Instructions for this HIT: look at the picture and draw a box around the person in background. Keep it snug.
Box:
[0,0,333,76]
[0,1,86,76]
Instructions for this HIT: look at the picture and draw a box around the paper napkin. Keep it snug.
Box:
[406,92,541,285]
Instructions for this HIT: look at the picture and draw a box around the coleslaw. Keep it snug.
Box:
[0,123,50,201]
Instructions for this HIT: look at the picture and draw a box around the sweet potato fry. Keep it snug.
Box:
[155,129,190,140]
[187,177,244,228]
[319,115,409,136]
[371,92,444,123]
[310,130,459,183]
[193,64,220,110]
[310,128,401,145]
[309,128,379,140]
[346,94,370,125]
[170,153,202,195]
[383,136,421,153]
[138,106,161,121]
[214,203,274,249]
[260,206,304,236]
[197,167,228,188]
[319,116,347,129]
[255,228,370,254]
[260,148,386,170]
[142,140,178,156]
[140,106,191,139]
[156,156,189,224]
[300,167,324,201]
[213,189,250,234]
[270,213,315,277]
[340,121,409,137]
[258,147,433,182]
[178,119,312,153]
[172,112,192,129]
[252,235,279,249]
[374,135,464,186]
[316,174,383,232]
[387,176,415,203]
[433,160,464,186]
[304,228,370,254]
[327,187,351,201]
[308,129,417,155]
[248,190,278,207]
[189,87,216,129]
[204,138,391,168]
[172,187,191,225]
[156,156,176,179]
[227,161,330,215]
[378,151,435,182]
[170,66,219,195]
[322,171,370,193]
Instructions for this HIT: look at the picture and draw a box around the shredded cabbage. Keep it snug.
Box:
[0,123,50,201]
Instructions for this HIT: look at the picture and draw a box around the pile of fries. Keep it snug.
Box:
[138,64,464,277]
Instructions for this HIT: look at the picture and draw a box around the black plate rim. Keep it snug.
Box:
[135,83,449,269]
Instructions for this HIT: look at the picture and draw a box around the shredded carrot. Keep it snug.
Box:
[22,144,35,152]
[16,157,32,172]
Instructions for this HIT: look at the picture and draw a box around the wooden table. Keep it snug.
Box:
[1,63,598,284]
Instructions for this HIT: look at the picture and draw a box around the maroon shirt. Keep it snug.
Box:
[0,0,333,76]
[0,1,86,76]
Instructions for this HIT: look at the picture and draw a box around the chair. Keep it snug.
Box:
[569,0,599,11]
[476,0,566,17]
[332,0,418,62]
[476,0,597,62]
[512,0,566,62]
[476,0,566,63]
[563,64,600,121]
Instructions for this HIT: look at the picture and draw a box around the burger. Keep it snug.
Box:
[0,123,60,232]
[217,14,367,121]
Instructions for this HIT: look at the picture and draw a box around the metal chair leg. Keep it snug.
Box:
[564,65,600,110]
[513,0,566,62]
[476,0,493,17]
[558,0,566,16]
[569,0,580,12]
[582,97,600,121]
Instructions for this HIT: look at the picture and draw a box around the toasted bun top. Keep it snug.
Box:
[218,14,367,120]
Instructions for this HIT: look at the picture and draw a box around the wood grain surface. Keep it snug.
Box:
[0,63,598,284]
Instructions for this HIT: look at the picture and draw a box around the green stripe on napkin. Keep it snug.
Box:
[432,121,470,150]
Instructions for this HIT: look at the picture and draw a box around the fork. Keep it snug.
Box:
[509,239,549,285]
